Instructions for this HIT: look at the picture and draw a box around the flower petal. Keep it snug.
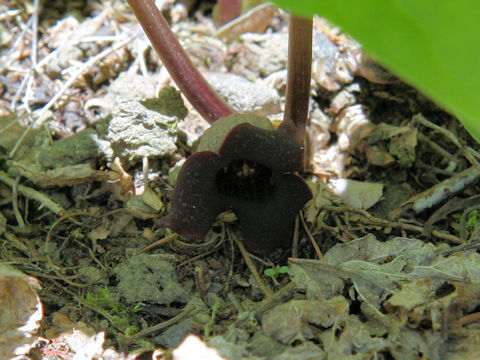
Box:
[227,174,312,255]
[158,152,226,239]
[219,124,305,174]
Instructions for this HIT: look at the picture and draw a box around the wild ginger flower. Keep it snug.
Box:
[159,113,312,255]
[126,0,313,254]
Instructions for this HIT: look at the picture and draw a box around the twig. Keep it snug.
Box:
[31,0,39,67]
[11,176,25,227]
[8,115,34,158]
[397,222,462,244]
[0,115,20,135]
[323,205,463,244]
[51,279,125,333]
[10,68,31,113]
[414,113,480,167]
[34,36,134,126]
[300,211,323,259]
[142,156,150,189]
[0,170,64,214]
[177,246,222,267]
[441,240,480,256]
[0,16,32,74]
[136,232,179,254]
[417,132,459,164]
[22,0,39,112]
[252,281,296,319]
[390,166,480,217]
[0,8,23,21]
[176,227,226,267]
[9,0,39,113]
[228,228,272,297]
[291,215,299,258]
[452,312,480,329]
[9,36,134,157]
[129,306,196,341]
[45,212,95,287]
[227,292,244,312]
[224,224,236,295]
[215,3,276,42]
[73,239,107,272]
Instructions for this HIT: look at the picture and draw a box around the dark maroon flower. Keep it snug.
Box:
[159,114,312,255]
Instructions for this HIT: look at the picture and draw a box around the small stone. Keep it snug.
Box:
[208,74,280,115]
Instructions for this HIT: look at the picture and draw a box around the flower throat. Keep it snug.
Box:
[216,159,275,201]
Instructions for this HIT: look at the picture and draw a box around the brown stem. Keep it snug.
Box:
[218,0,242,25]
[280,15,313,142]
[127,0,233,123]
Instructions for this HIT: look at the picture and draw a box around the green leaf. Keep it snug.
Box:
[132,302,143,312]
[195,112,274,153]
[272,0,480,143]
[466,209,479,229]
[124,325,138,337]
[264,268,276,277]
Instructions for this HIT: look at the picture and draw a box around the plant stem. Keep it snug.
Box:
[127,0,233,123]
[281,15,313,142]
[218,0,242,25]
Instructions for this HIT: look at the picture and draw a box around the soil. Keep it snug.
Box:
[1,1,480,359]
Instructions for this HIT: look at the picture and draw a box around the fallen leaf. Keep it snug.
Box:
[328,178,383,210]
[0,265,43,358]
[262,297,349,344]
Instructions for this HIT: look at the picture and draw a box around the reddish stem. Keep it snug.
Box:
[218,0,242,25]
[280,15,313,142]
[127,0,233,123]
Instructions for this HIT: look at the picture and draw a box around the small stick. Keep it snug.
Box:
[323,204,463,244]
[128,305,195,341]
[52,280,125,333]
[252,281,296,319]
[0,170,64,214]
[228,228,273,297]
[414,113,480,167]
[291,215,299,258]
[300,211,323,260]
[34,36,134,126]
[10,36,134,157]
[19,0,40,113]
[417,132,458,164]
[135,232,179,254]
[142,156,150,189]
[452,312,480,329]
[11,177,26,227]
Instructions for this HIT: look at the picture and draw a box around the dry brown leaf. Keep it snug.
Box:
[12,161,108,187]
[107,157,135,201]
[328,178,383,210]
[290,234,480,356]
[0,265,43,358]
[262,297,349,344]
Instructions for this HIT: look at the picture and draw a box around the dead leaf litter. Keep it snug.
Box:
[1,0,480,359]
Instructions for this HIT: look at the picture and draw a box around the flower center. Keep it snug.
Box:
[216,159,275,201]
